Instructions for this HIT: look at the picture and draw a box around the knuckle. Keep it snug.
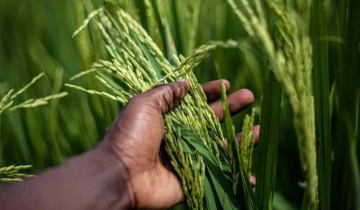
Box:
[130,82,187,115]
[127,95,142,106]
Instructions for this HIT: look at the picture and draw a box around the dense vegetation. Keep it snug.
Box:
[0,0,359,209]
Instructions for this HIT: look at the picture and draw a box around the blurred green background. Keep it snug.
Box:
[0,0,358,209]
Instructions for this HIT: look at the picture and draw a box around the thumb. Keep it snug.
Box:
[143,79,189,115]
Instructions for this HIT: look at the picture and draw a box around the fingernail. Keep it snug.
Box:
[178,79,187,83]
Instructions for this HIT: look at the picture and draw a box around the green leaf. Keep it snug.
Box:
[134,35,164,79]
[329,82,336,117]
[168,0,183,56]
[204,175,220,210]
[220,83,258,210]
[236,164,258,210]
[273,192,297,210]
[301,191,310,210]
[135,0,148,32]
[331,0,360,209]
[150,0,178,65]
[171,204,189,210]
[355,90,359,139]
[181,140,194,155]
[96,71,125,91]
[254,71,282,210]
[311,1,332,209]
[350,90,360,210]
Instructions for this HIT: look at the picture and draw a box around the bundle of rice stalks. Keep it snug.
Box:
[68,4,256,210]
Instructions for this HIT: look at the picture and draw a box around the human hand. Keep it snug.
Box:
[101,79,260,209]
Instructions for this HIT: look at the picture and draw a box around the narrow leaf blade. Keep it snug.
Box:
[255,71,282,209]
[311,1,332,209]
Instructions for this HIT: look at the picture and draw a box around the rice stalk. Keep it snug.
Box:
[72,7,104,38]
[227,0,318,208]
[0,73,68,116]
[240,108,256,179]
[9,92,69,112]
[69,68,112,81]
[0,165,34,183]
[9,72,45,100]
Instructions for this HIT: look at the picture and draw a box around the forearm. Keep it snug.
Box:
[0,142,131,210]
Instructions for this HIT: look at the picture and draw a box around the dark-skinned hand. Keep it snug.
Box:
[101,79,260,209]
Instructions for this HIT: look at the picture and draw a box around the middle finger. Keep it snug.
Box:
[210,89,254,122]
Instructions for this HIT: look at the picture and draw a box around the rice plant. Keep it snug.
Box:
[227,0,318,208]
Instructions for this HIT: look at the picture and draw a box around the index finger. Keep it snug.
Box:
[201,79,230,103]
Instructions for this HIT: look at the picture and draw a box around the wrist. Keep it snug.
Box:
[92,141,134,209]
[0,140,134,210]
